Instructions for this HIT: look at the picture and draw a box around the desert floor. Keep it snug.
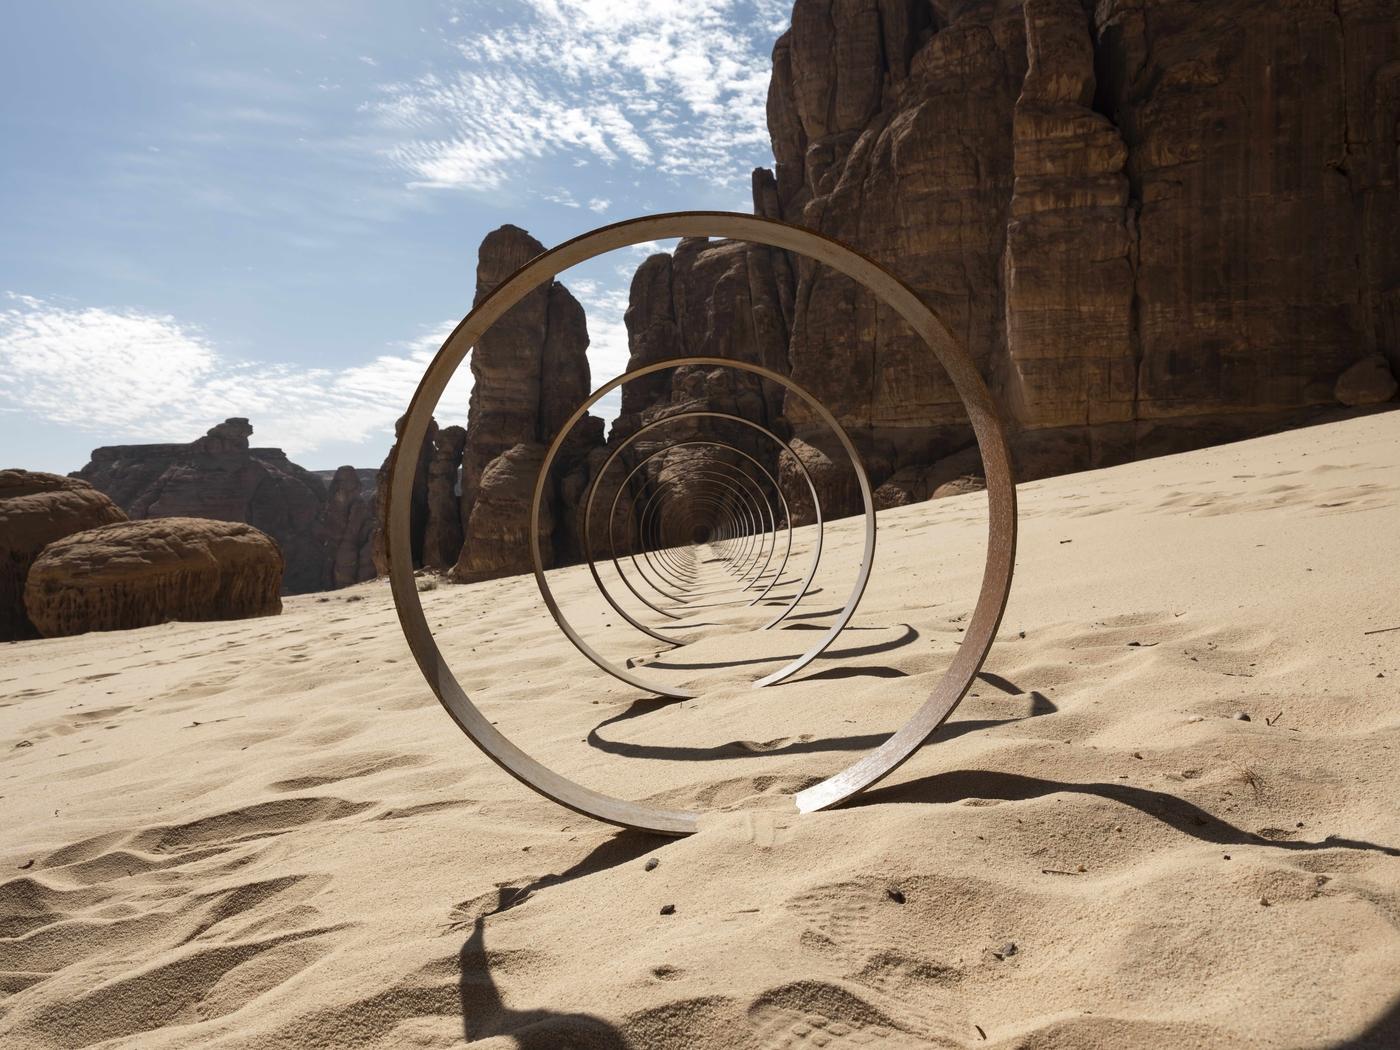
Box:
[2,412,1398,1049]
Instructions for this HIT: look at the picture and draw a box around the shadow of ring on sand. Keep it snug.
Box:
[853,769,1400,857]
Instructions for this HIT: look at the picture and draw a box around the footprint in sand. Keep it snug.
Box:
[748,980,954,1048]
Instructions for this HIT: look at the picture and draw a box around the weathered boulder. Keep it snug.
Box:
[75,418,327,593]
[1,470,128,641]
[321,466,377,589]
[23,518,282,638]
[931,475,987,499]
[1334,354,1398,407]
[450,444,556,584]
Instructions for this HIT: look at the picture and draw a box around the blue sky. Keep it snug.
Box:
[0,0,788,473]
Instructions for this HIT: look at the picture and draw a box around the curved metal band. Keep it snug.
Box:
[388,211,1016,836]
[540,359,875,700]
[637,473,766,597]
[616,440,790,604]
[604,466,758,628]
[631,474,759,609]
[588,408,825,613]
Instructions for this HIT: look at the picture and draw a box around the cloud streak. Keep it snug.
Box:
[368,0,785,194]
[0,294,466,458]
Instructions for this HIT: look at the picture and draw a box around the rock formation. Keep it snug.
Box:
[0,470,128,641]
[320,466,378,590]
[621,0,1399,519]
[423,425,467,571]
[1335,354,1399,406]
[451,443,557,582]
[447,226,605,582]
[370,414,437,576]
[75,419,329,593]
[23,518,282,638]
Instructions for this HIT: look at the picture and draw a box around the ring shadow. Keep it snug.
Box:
[852,769,1400,857]
[586,687,1057,762]
[643,622,919,672]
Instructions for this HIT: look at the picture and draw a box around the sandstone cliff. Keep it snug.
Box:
[448,226,604,582]
[321,466,378,590]
[621,0,1400,517]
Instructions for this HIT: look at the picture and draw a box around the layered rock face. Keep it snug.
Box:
[633,0,1399,516]
[448,226,604,582]
[451,443,557,582]
[0,470,128,641]
[23,518,282,638]
[321,466,378,590]
[75,419,331,593]
[370,414,437,577]
[606,236,797,532]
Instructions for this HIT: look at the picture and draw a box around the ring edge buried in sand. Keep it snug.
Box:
[387,212,1017,836]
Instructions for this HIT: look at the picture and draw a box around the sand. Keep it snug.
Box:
[2,411,1398,1050]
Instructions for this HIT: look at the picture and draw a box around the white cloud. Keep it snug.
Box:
[367,0,783,196]
[587,197,610,213]
[0,294,469,459]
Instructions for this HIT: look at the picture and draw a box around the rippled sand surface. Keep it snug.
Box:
[3,412,1398,1049]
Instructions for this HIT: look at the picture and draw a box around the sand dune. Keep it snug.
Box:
[2,412,1398,1049]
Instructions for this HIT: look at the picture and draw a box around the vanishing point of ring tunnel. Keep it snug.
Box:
[388,211,1018,837]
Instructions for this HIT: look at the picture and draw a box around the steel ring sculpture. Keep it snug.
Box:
[388,212,1017,836]
[545,377,869,700]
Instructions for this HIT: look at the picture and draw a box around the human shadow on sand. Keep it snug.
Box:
[854,770,1400,857]
[585,685,1057,762]
[457,831,665,1048]
[1317,994,1400,1049]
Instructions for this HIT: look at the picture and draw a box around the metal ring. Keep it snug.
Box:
[388,212,1017,835]
[535,358,876,698]
[590,407,825,619]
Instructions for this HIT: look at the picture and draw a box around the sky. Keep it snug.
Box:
[0,0,789,474]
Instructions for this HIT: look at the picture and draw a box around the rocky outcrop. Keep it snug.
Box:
[643,0,1400,518]
[606,234,797,535]
[452,443,557,583]
[23,518,282,638]
[423,425,467,571]
[321,466,377,590]
[446,226,605,582]
[372,414,438,576]
[75,419,329,593]
[1,470,128,641]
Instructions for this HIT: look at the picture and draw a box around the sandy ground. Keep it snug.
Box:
[2,411,1398,1050]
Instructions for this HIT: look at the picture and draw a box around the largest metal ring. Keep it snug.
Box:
[388,212,1017,836]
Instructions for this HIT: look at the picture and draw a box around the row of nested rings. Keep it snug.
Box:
[387,213,1017,836]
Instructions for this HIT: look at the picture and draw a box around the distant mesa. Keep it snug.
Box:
[0,469,128,641]
[23,517,283,638]
[72,417,377,596]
